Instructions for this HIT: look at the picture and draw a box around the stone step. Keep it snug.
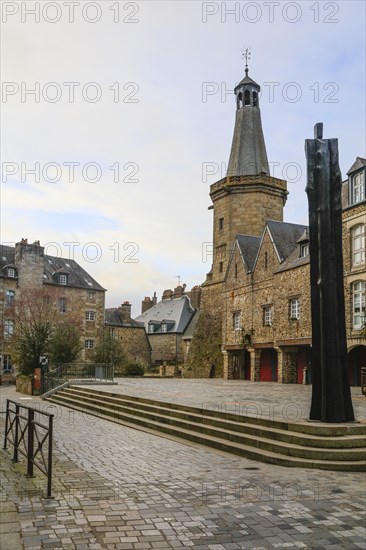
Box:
[47,387,366,472]
[62,386,366,436]
[59,387,366,453]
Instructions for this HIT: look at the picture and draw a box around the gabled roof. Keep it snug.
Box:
[236,234,261,273]
[135,295,194,334]
[0,245,105,291]
[105,308,144,328]
[347,157,366,175]
[266,220,308,263]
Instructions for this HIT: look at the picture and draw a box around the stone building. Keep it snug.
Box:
[187,64,287,377]
[188,63,366,384]
[105,301,151,369]
[135,285,198,366]
[0,238,106,369]
[342,157,366,384]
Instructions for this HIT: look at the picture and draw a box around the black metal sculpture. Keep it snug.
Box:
[305,123,355,422]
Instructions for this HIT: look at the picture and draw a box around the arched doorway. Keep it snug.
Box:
[348,346,366,386]
[260,349,278,382]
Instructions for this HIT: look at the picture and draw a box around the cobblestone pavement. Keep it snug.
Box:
[1,383,365,550]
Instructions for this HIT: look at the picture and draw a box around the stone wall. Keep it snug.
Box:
[114,326,151,368]
[186,283,224,377]
[209,174,287,283]
[148,333,183,364]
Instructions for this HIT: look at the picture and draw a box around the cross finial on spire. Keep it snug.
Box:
[242,47,251,75]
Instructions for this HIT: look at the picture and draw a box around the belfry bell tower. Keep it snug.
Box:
[207,55,288,285]
[187,55,289,377]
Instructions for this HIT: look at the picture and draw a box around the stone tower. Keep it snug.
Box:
[208,66,288,284]
[188,64,288,377]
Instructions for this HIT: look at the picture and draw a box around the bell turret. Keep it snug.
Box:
[227,57,269,177]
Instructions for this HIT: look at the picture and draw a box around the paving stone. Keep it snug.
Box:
[0,383,365,550]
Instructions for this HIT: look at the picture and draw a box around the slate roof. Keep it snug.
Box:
[275,243,310,273]
[236,235,261,273]
[135,295,195,334]
[44,255,105,291]
[0,245,105,291]
[266,220,308,263]
[0,246,16,271]
[347,156,366,175]
[235,73,260,91]
[181,309,200,340]
[105,308,144,328]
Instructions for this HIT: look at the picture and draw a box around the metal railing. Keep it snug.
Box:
[3,399,54,498]
[41,363,114,396]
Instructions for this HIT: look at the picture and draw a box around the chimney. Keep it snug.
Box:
[120,301,132,322]
[189,285,202,309]
[141,297,154,314]
[173,285,184,299]
[152,291,157,305]
[15,238,45,288]
[162,289,174,300]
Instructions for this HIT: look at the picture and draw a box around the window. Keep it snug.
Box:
[290,298,300,320]
[85,311,96,321]
[59,298,66,313]
[300,243,309,258]
[2,354,12,372]
[4,320,14,338]
[352,281,365,329]
[59,274,67,285]
[234,263,238,279]
[87,291,95,302]
[109,328,116,339]
[148,324,155,334]
[5,291,15,308]
[352,225,365,266]
[263,306,272,326]
[233,312,241,331]
[219,217,224,230]
[7,268,15,278]
[161,323,167,333]
[84,339,95,349]
[264,252,268,269]
[219,262,223,273]
[351,171,365,205]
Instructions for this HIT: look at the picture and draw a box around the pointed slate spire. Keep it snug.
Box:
[227,62,270,177]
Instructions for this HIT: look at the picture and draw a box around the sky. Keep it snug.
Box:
[1,0,365,316]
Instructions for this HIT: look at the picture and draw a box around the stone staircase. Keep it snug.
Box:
[46,386,366,472]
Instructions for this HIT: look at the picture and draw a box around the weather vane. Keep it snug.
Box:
[175,275,181,285]
[242,47,251,75]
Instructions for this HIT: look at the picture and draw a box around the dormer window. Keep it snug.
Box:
[59,274,67,285]
[300,243,309,258]
[148,324,155,334]
[161,323,168,333]
[350,170,365,205]
[7,268,15,278]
